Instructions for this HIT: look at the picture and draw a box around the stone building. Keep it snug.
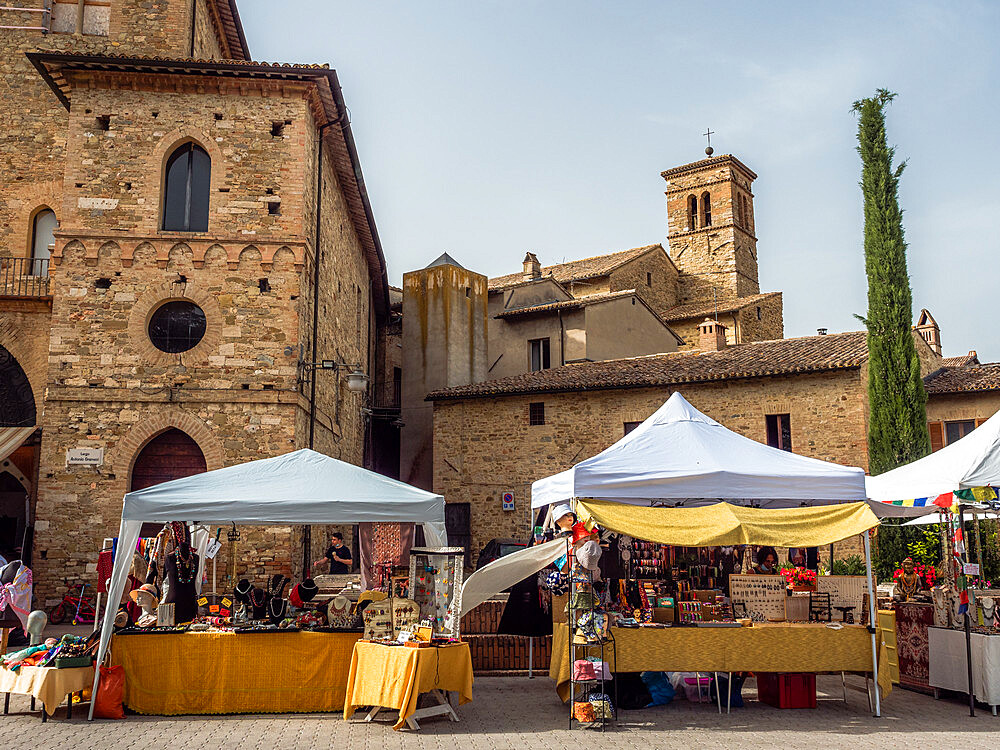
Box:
[0,0,392,603]
[420,153,998,565]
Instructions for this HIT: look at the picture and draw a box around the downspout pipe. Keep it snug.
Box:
[304,119,335,574]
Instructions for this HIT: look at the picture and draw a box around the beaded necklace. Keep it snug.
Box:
[173,548,195,584]
[248,587,266,610]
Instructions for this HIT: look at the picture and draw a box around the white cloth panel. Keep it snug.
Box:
[460,537,565,616]
[0,427,33,463]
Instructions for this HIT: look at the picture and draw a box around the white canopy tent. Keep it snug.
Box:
[531,392,868,509]
[529,392,882,715]
[866,409,1000,518]
[89,449,446,719]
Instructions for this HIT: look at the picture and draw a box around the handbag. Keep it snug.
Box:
[572,701,596,723]
[93,664,125,719]
[572,659,597,681]
[588,692,614,719]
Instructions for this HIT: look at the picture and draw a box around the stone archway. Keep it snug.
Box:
[0,345,35,428]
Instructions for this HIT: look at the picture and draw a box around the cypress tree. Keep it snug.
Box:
[852,90,931,475]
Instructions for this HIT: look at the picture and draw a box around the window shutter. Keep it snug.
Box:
[928,421,944,452]
[976,418,989,428]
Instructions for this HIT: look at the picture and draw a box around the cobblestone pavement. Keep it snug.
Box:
[0,674,995,750]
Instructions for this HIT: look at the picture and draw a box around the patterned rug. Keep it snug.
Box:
[896,601,934,693]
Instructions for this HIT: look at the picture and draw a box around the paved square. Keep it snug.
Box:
[0,674,995,749]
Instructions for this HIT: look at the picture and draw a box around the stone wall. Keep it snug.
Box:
[432,368,869,566]
[608,247,678,313]
[927,391,1000,424]
[735,293,784,344]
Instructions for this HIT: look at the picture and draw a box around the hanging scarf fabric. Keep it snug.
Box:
[951,512,969,616]
[0,563,33,629]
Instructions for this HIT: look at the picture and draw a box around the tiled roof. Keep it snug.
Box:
[428,330,868,400]
[487,245,662,291]
[941,351,980,368]
[661,292,781,322]
[924,363,1000,394]
[213,0,251,61]
[495,290,637,317]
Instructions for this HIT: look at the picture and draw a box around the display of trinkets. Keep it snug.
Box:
[408,547,464,638]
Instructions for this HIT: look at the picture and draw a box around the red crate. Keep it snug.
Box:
[756,672,816,709]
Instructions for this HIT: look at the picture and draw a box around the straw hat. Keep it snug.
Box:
[129,583,160,608]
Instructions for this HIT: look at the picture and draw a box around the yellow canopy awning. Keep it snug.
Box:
[576,499,879,547]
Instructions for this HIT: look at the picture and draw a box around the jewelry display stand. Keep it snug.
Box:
[568,555,617,730]
[408,548,464,638]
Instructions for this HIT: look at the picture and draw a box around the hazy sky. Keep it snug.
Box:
[242,1,999,362]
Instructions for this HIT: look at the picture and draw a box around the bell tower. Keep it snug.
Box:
[662,152,760,305]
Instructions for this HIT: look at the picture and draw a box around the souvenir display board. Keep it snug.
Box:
[815,575,866,615]
[728,574,786,622]
[408,547,464,638]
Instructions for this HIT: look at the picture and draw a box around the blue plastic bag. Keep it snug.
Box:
[640,670,675,706]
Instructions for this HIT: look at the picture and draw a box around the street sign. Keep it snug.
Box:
[502,491,515,511]
[65,447,104,467]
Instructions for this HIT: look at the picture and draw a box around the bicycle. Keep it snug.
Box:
[48,583,97,625]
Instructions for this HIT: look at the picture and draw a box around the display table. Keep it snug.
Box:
[928,626,1000,715]
[110,630,361,715]
[0,665,94,719]
[343,641,473,730]
[552,622,891,703]
[895,601,934,693]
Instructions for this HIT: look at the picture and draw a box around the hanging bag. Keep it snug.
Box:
[93,663,126,719]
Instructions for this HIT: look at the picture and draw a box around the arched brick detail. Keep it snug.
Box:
[0,316,47,424]
[127,280,223,366]
[113,408,224,498]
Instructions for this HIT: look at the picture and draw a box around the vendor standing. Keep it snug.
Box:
[313,532,353,574]
[752,546,779,574]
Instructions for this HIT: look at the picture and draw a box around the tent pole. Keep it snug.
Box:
[958,504,975,717]
[862,531,880,717]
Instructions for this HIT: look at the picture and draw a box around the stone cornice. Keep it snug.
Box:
[667,222,758,243]
[51,231,307,269]
[660,154,758,182]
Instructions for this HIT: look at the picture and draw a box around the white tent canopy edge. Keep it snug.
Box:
[89,449,447,720]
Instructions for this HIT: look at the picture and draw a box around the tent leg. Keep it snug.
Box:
[959,505,976,718]
[528,638,534,679]
[863,532,881,718]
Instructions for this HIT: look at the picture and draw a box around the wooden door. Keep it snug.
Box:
[130,428,207,491]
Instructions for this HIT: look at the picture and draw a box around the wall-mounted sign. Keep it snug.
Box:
[502,491,515,511]
[964,562,980,576]
[66,447,104,467]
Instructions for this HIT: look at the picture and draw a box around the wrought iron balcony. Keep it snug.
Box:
[0,257,50,298]
[370,380,401,411]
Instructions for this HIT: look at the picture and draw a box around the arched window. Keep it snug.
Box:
[163,142,210,232]
[701,191,712,227]
[30,208,56,276]
[687,194,698,230]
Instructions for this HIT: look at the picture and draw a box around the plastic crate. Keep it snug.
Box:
[54,655,92,669]
[683,675,712,702]
[756,672,816,709]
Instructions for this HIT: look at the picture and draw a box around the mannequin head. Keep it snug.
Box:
[0,560,20,585]
[26,610,47,645]
[552,504,575,532]
[130,583,160,615]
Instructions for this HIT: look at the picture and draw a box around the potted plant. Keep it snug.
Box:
[782,566,818,592]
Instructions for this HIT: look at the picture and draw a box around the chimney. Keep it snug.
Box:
[522,252,541,281]
[698,317,728,351]
[817,328,827,336]
[914,308,942,355]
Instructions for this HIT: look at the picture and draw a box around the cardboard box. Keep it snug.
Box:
[653,606,675,624]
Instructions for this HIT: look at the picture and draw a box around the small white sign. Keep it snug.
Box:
[502,491,515,511]
[964,562,980,576]
[77,197,118,210]
[66,447,104,467]
[205,539,222,560]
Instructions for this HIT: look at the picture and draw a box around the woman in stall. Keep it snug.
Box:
[751,546,779,574]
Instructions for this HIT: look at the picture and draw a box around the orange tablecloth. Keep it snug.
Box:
[343,642,473,730]
[110,630,360,715]
[0,665,94,716]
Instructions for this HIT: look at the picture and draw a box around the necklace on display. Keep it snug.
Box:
[249,587,266,609]
[173,549,195,584]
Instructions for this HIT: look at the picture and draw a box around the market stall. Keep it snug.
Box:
[865,410,1000,716]
[530,393,887,718]
[90,449,447,720]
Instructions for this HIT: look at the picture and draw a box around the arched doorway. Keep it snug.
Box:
[0,345,35,428]
[130,428,207,491]
[0,472,28,558]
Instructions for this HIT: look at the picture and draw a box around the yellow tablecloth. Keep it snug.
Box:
[343,642,473,730]
[110,630,360,715]
[0,665,94,716]
[552,623,892,702]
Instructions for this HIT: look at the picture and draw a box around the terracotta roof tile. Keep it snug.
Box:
[428,330,868,400]
[941,351,980,368]
[661,292,781,322]
[924,363,1000,394]
[487,245,662,291]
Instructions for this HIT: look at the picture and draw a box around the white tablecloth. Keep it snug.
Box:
[928,626,1000,706]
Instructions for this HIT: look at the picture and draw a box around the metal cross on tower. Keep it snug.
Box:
[704,128,715,156]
